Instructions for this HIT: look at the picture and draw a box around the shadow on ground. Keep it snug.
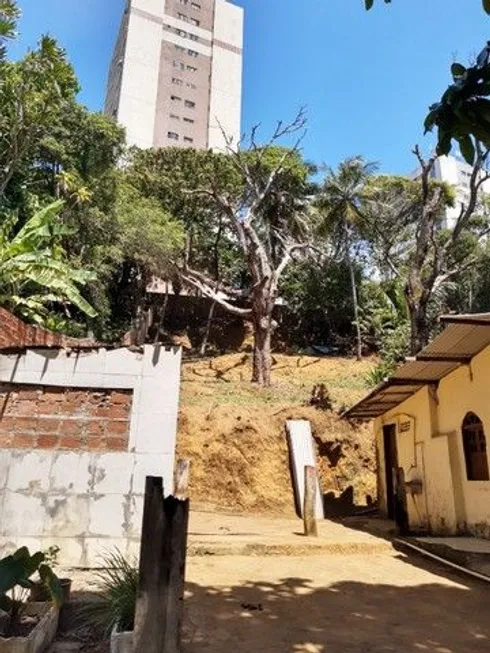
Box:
[183,552,490,653]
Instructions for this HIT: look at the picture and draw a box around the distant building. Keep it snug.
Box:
[105,0,244,151]
[411,154,490,228]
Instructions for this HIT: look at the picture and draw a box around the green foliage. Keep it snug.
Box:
[115,181,184,274]
[425,43,490,163]
[360,282,410,387]
[0,35,78,197]
[81,550,138,635]
[0,0,20,60]
[280,257,359,348]
[365,0,488,11]
[0,546,62,636]
[364,0,490,161]
[0,201,97,322]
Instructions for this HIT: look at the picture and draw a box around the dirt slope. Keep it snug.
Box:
[177,353,377,515]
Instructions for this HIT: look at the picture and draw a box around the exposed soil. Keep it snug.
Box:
[177,353,377,515]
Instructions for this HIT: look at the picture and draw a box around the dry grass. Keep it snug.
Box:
[177,353,377,516]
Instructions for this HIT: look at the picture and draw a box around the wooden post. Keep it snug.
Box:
[134,477,166,653]
[303,465,318,537]
[161,496,190,653]
[134,476,190,653]
[174,459,190,500]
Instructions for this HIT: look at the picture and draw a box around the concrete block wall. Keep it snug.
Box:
[0,345,181,567]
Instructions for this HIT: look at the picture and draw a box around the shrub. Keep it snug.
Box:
[81,550,138,635]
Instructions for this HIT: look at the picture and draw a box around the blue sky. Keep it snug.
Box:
[10,0,490,173]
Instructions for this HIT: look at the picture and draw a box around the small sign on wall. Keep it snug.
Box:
[400,420,411,433]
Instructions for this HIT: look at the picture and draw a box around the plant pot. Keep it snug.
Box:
[0,602,59,653]
[110,625,133,653]
[29,579,72,604]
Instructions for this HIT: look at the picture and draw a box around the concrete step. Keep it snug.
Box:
[47,642,82,653]
[408,536,490,578]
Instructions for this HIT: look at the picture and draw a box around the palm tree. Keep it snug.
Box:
[316,156,377,360]
[0,200,96,322]
[0,0,20,61]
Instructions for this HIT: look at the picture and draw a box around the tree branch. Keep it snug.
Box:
[179,272,253,318]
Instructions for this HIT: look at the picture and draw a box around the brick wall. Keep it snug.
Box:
[0,307,96,350]
[0,384,132,452]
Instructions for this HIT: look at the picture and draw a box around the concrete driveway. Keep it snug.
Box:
[183,549,490,652]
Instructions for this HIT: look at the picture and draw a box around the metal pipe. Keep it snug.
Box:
[394,538,490,585]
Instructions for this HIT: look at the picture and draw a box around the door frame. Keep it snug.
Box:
[383,423,398,520]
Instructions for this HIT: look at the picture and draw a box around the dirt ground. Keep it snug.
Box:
[183,551,490,652]
[177,353,377,515]
[64,513,490,653]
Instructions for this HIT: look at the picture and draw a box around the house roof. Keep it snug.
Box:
[344,313,490,420]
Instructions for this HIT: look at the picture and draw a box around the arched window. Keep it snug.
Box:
[462,412,490,481]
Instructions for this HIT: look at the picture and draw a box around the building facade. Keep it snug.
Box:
[411,154,490,228]
[105,0,243,151]
[346,313,490,539]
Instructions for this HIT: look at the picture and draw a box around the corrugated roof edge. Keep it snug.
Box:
[342,313,490,421]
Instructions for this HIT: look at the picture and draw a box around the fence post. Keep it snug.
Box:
[134,476,166,653]
[304,465,318,537]
[174,459,190,500]
[161,496,190,653]
[134,473,190,653]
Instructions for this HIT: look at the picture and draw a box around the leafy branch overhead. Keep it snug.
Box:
[365,0,490,12]
[425,43,490,164]
[365,0,490,164]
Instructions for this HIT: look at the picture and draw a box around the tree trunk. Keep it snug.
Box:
[199,300,216,356]
[347,252,362,361]
[252,315,273,387]
[408,301,431,356]
[153,290,169,344]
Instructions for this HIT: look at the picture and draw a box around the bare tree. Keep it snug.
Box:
[365,145,490,354]
[180,111,311,386]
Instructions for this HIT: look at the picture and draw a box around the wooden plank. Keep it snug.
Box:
[303,466,318,537]
[134,476,166,653]
[286,420,324,519]
[161,496,190,653]
[416,354,472,364]
[174,459,190,500]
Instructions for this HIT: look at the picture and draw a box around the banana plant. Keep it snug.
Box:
[0,547,62,637]
[0,200,96,323]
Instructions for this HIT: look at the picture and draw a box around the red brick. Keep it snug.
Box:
[0,432,13,447]
[15,401,38,416]
[59,435,82,449]
[59,420,82,436]
[108,405,130,419]
[95,407,111,418]
[13,433,35,448]
[0,416,15,432]
[86,421,105,436]
[37,435,59,449]
[106,420,128,436]
[40,388,65,402]
[17,390,40,401]
[36,417,61,434]
[88,391,108,404]
[87,436,103,451]
[107,437,127,452]
[111,391,132,406]
[14,417,38,432]
[37,400,62,415]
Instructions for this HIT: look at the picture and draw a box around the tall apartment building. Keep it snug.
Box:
[105,0,244,151]
[411,154,490,228]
